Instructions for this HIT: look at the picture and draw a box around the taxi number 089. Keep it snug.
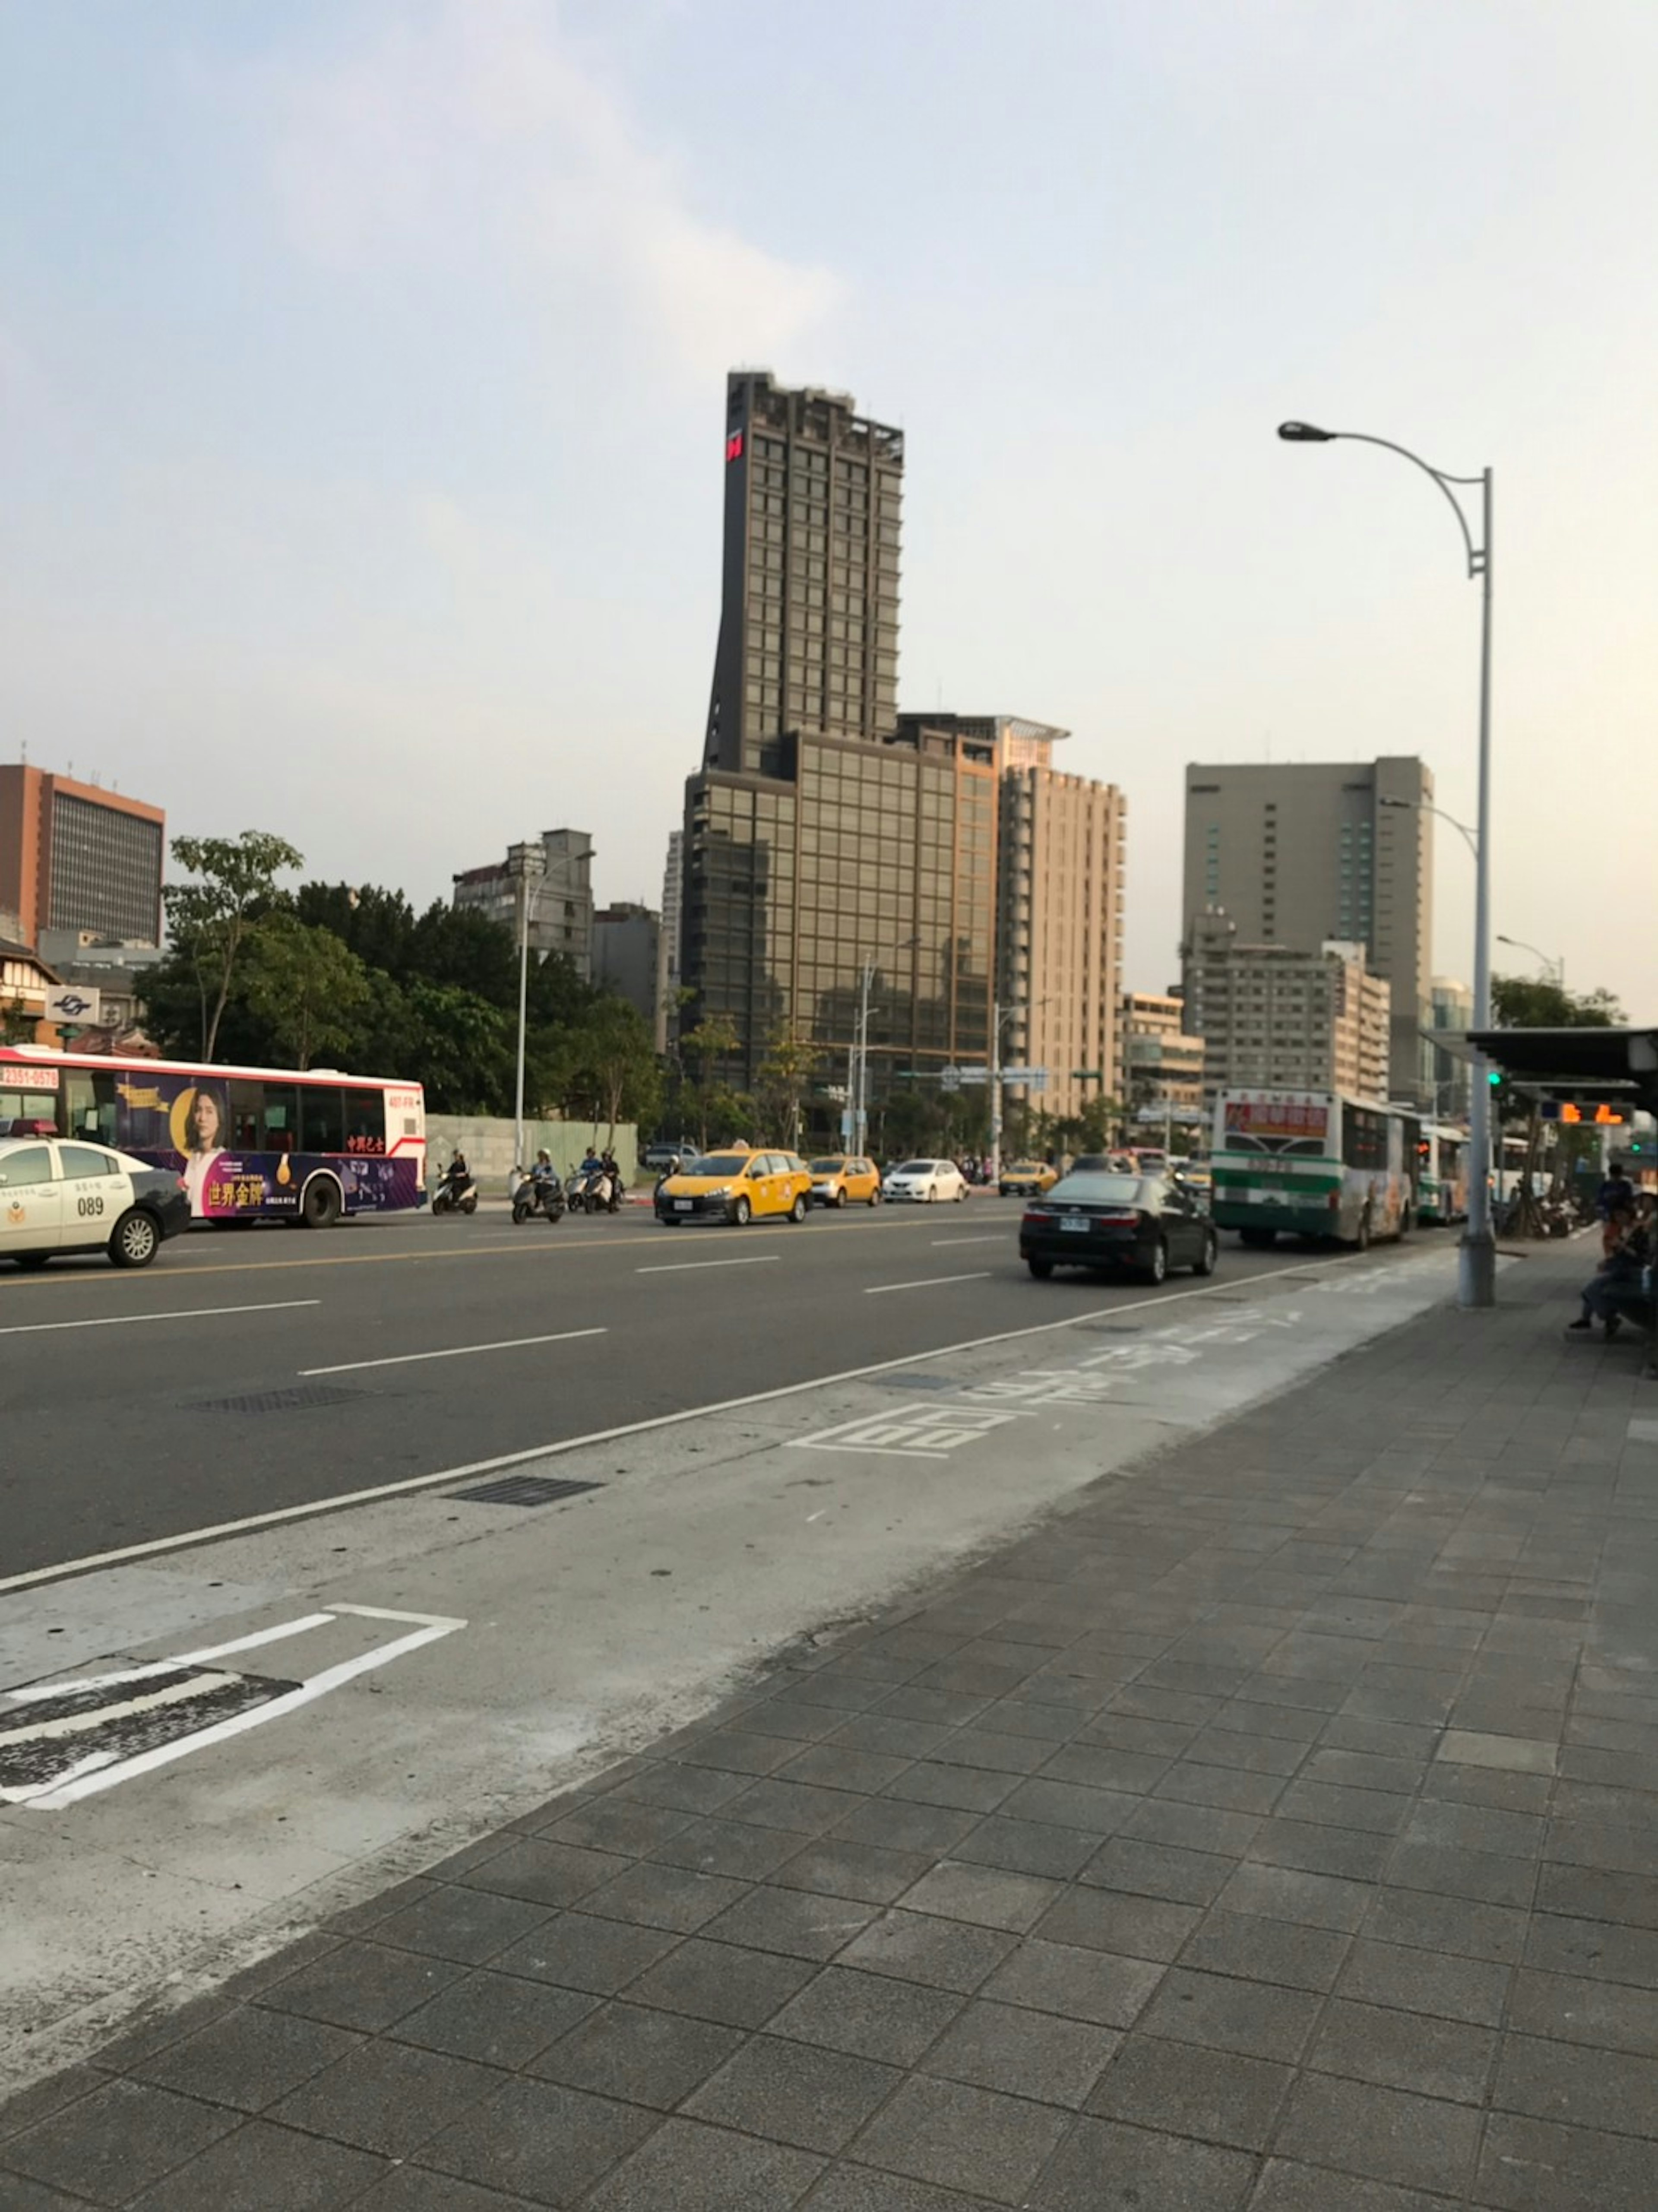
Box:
[76,1195,106,1218]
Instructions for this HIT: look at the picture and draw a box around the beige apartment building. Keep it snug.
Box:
[1182,909,1390,1103]
[992,719,1126,1124]
[1118,991,1206,1132]
[1182,757,1432,1103]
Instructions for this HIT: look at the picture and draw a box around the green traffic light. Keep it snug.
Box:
[1487,1069,1503,1086]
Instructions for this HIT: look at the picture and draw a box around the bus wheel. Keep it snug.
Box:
[1398,1207,1414,1240]
[301,1176,343,1229]
[1354,1211,1372,1253]
[1239,1228,1276,1249]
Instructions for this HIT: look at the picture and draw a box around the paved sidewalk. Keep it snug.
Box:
[4,1245,1658,2209]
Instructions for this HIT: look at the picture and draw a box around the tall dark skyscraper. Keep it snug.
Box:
[681,373,994,1110]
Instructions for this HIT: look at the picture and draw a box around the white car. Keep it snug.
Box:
[0,1136,190,1270]
[883,1157,968,1203]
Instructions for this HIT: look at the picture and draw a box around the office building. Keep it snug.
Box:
[0,765,165,947]
[701,371,902,777]
[1182,909,1390,1103]
[1182,758,1432,1102]
[593,902,660,1033]
[453,828,594,978]
[1430,976,1474,1122]
[1119,991,1206,1134]
[658,831,683,1052]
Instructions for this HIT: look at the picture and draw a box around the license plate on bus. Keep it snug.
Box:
[674,1199,693,1211]
[1060,1217,1090,1233]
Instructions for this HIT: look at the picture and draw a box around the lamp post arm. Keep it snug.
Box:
[1329,431,1487,580]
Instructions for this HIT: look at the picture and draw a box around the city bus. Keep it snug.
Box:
[0,1045,425,1227]
[1212,1089,1421,1249]
[1415,1123,1469,1226]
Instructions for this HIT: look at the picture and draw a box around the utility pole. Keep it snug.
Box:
[989,996,1003,1186]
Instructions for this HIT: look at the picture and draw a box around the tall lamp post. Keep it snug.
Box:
[1278,420,1495,1310]
[1497,934,1565,992]
[506,841,547,1174]
[851,935,920,1159]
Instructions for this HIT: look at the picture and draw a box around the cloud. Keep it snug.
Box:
[249,0,843,382]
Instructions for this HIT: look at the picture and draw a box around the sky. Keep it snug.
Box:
[2,0,1655,1011]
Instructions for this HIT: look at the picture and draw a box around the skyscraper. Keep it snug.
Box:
[1181,758,1433,1102]
[0,764,165,947]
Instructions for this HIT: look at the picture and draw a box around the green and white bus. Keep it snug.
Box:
[1212,1089,1421,1250]
[1415,1123,1469,1226]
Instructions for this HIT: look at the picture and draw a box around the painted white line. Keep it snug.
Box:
[866,1273,994,1296]
[0,1250,1430,1594]
[4,1613,337,1704]
[300,1327,606,1377]
[637,1256,782,1275]
[19,1606,467,1811]
[0,1299,320,1338]
[0,1672,235,1752]
[930,1236,1006,1247]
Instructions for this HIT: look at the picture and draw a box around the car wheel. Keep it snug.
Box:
[13,1252,51,1271]
[790,1193,808,1223]
[732,1195,751,1226]
[110,1207,160,1269]
[868,1187,880,1206]
[1143,1237,1168,1287]
[1027,1257,1054,1280]
[927,1184,939,1201]
[1193,1230,1218,1277]
[835,1188,846,1207]
[660,1215,680,1226]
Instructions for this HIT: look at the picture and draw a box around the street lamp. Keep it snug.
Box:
[851,935,920,1158]
[1278,418,1496,1310]
[988,992,1065,1185]
[1377,792,1478,864]
[506,841,548,1174]
[1496,934,1565,991]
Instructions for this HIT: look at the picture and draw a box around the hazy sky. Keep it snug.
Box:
[3,1,1655,1011]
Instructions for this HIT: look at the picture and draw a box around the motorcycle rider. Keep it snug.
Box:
[531,1147,557,1192]
[446,1147,471,1196]
[600,1148,623,1211]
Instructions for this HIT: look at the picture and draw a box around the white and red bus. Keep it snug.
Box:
[0,1046,425,1228]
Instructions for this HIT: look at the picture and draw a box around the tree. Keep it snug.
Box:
[238,918,371,1071]
[756,1027,820,1149]
[680,1011,740,1150]
[560,995,662,1145]
[164,830,304,1059]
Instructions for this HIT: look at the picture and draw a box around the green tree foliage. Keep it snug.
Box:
[164,831,305,1058]
[557,995,663,1144]
[680,1012,741,1150]
[238,917,371,1071]
[755,1027,820,1150]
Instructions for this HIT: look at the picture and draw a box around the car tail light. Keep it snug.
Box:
[1022,1208,1050,1226]
[1097,1209,1139,1223]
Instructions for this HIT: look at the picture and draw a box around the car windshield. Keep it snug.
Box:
[690,1153,749,1176]
[1047,1173,1145,1205]
[895,1161,934,1176]
[810,1158,844,1174]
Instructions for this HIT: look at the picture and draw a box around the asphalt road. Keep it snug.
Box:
[0,1196,1367,1581]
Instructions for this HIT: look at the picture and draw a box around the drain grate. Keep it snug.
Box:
[451,1475,605,1508]
[194,1383,369,1414]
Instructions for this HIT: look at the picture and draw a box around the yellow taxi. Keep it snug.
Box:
[655,1147,814,1227]
[999,1158,1059,1198]
[807,1155,883,1208]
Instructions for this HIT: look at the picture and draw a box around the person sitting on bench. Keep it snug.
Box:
[1569,1197,1652,1340]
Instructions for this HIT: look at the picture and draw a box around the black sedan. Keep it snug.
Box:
[1019,1170,1217,1284]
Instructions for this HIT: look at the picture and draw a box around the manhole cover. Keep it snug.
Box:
[194,1383,370,1414]
[451,1475,605,1508]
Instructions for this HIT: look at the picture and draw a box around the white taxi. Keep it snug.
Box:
[0,1137,190,1270]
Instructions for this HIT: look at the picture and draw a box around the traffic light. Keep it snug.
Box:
[1487,1068,1502,1086]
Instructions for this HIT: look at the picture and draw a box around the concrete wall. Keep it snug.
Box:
[426,1115,639,1192]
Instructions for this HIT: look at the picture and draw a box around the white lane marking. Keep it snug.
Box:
[637,1256,782,1275]
[4,1613,338,1703]
[301,1327,606,1377]
[930,1236,1006,1247]
[17,1606,466,1810]
[0,1251,1424,1594]
[866,1273,994,1296]
[791,1404,1032,1461]
[0,1672,236,1750]
[0,1299,320,1338]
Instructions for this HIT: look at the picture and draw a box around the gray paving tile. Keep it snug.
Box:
[768,1965,965,2064]
[648,1815,806,1881]
[1364,1885,1529,1964]
[1274,2071,1481,2196]
[527,1998,741,2107]
[1494,2030,1658,2136]
[255,1942,468,2033]
[686,2034,901,2152]
[830,1798,979,1857]
[1028,2114,1256,2209]
[849,2074,1069,2203]
[353,2170,546,2212]
[488,1912,678,1996]
[389,1969,596,2069]
[800,2170,987,2212]
[919,1997,1117,2107]
[416,2076,656,2202]
[1002,1776,1139,1835]
[1246,1816,1393,1881]
[1336,1935,1510,2027]
[1088,2033,1292,2149]
[1081,1836,1236,1905]
[882,1760,1019,1814]
[582,2117,823,2210]
[130,2006,361,2112]
[726,1777,867,1836]
[1186,1726,1309,1777]
[702,1883,876,1961]
[1309,1996,1496,2103]
[1139,1966,1320,2061]
[537,1797,695,1856]
[929,1725,1053,1776]
[775,1837,931,1905]
[1507,1965,1658,2055]
[1037,1884,1203,1961]
[897,1860,1060,1932]
[270,2038,503,2155]
[1178,1909,1350,1993]
[1535,1862,1658,1933]
[677,1725,804,1776]
[626,1936,816,2027]
[1247,2163,1447,2212]
[456,1836,628,1908]
[1472,2111,1658,2209]
[951,1815,1098,1880]
[0,2066,112,2149]
[368,1883,554,1964]
[981,1936,1166,2027]
[578,1859,751,1933]
[779,1743,915,1794]
[837,1909,1013,1993]
[0,2078,238,2205]
[1121,1794,1263,1859]
[123,2119,389,2210]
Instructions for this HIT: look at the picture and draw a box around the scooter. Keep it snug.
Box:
[511,1169,565,1225]
[432,1174,478,1216]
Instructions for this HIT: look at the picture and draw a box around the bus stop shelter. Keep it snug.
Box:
[1466,1025,1658,1121]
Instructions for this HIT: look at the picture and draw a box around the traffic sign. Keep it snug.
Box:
[952,1066,990,1086]
[1070,1068,1103,1082]
[45,986,101,1027]
[1000,1066,1049,1090]
[940,1068,963,1094]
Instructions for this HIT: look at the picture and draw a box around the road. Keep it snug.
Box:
[3,1196,1336,1582]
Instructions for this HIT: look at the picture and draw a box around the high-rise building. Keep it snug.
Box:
[1181,758,1432,1102]
[1182,909,1390,1103]
[658,830,683,1052]
[0,765,165,948]
[1118,991,1206,1134]
[592,903,660,1033]
[1430,976,1473,1122]
[702,371,902,777]
[452,828,594,977]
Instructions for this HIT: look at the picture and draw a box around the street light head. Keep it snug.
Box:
[1377,796,1413,811]
[1277,420,1336,443]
